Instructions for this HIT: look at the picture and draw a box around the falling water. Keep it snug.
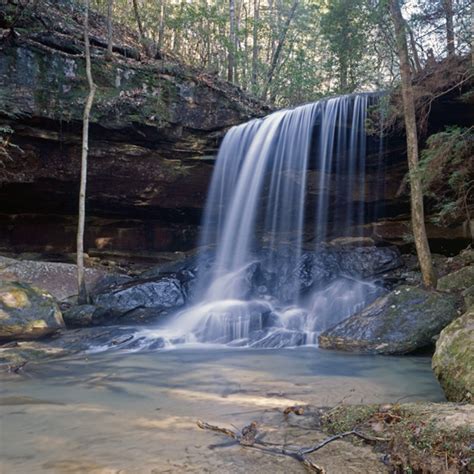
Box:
[164,93,385,347]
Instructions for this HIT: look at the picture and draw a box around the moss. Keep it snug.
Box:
[0,289,29,308]
[321,404,379,434]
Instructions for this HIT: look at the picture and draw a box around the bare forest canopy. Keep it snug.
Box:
[82,0,473,106]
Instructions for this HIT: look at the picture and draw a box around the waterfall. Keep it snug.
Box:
[165,93,384,347]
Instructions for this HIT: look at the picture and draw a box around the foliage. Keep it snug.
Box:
[85,0,471,107]
[419,126,474,227]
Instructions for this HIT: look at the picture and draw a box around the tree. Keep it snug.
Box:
[443,0,455,56]
[132,0,145,44]
[261,0,299,100]
[228,0,237,82]
[105,0,113,60]
[77,0,97,304]
[389,0,437,288]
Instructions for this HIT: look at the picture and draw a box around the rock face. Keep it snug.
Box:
[318,285,464,354]
[0,0,267,257]
[0,281,65,340]
[0,3,471,259]
[432,308,474,403]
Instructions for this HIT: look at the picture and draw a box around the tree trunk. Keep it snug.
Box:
[443,0,455,57]
[78,0,97,304]
[251,0,259,93]
[158,0,165,51]
[105,0,113,61]
[261,0,298,100]
[389,0,437,288]
[228,0,236,82]
[132,0,145,43]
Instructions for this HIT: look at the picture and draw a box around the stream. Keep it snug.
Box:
[1,347,444,473]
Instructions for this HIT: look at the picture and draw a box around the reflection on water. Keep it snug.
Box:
[0,347,444,473]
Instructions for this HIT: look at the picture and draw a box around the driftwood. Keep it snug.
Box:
[197,418,389,473]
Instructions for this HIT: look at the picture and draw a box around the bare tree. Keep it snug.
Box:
[251,0,260,93]
[443,0,455,56]
[261,0,299,100]
[77,0,97,304]
[228,0,236,82]
[158,0,165,52]
[105,0,113,61]
[132,0,145,44]
[389,0,437,288]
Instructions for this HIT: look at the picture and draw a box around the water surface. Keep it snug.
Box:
[0,347,444,473]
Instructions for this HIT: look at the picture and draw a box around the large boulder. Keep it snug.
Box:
[0,255,108,302]
[432,308,474,403]
[0,281,65,340]
[318,285,464,354]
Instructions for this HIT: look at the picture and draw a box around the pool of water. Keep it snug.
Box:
[0,347,444,473]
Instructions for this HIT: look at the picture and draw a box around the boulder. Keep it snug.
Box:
[432,308,474,403]
[337,246,402,278]
[91,277,186,324]
[0,255,108,302]
[62,304,103,328]
[437,265,474,292]
[0,281,65,340]
[318,285,464,354]
[462,285,474,308]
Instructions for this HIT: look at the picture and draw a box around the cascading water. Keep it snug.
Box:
[156,93,387,348]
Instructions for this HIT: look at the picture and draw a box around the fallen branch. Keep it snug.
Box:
[197,419,389,473]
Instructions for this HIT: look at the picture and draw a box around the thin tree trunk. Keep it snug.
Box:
[251,0,259,93]
[158,0,165,51]
[261,0,298,100]
[105,0,113,60]
[389,0,437,288]
[228,0,236,82]
[443,0,455,57]
[78,0,97,304]
[132,0,145,43]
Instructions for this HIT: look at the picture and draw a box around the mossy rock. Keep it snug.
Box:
[432,308,474,403]
[462,285,474,309]
[437,265,474,292]
[319,285,464,354]
[0,281,65,340]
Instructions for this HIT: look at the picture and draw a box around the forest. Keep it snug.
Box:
[86,0,472,105]
[0,0,473,473]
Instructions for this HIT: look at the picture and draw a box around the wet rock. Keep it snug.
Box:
[337,246,402,278]
[318,285,464,354]
[0,340,68,365]
[250,329,308,348]
[92,277,186,324]
[437,265,474,292]
[62,304,103,328]
[0,281,65,340]
[432,308,474,403]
